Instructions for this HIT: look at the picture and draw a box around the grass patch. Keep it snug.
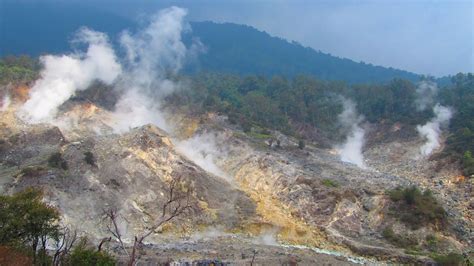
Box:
[431,253,467,266]
[247,131,272,139]
[322,179,339,188]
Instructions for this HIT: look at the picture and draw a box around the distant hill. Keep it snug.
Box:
[1,2,423,83]
[187,22,420,83]
[0,1,132,56]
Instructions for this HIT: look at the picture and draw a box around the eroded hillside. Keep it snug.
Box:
[1,82,472,264]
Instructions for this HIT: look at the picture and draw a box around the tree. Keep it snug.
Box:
[0,188,60,264]
[463,151,474,176]
[104,175,194,265]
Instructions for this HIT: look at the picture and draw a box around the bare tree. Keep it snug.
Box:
[250,249,257,266]
[104,175,194,265]
[53,227,78,266]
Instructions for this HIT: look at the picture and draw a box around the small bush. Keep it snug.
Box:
[68,239,115,266]
[84,151,96,166]
[425,234,438,250]
[463,151,474,177]
[298,140,305,150]
[432,253,466,266]
[382,226,418,249]
[322,179,339,188]
[48,152,68,170]
[387,186,446,229]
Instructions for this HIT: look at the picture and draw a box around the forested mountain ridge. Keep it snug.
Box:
[1,2,430,84]
[186,21,420,83]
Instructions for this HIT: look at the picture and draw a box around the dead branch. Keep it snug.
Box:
[98,237,112,252]
[53,227,78,266]
[103,209,129,257]
[104,174,194,266]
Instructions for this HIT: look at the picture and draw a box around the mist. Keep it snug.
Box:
[110,6,189,132]
[19,28,122,123]
[1,95,10,112]
[175,132,230,181]
[336,98,366,169]
[417,104,453,156]
[415,80,438,111]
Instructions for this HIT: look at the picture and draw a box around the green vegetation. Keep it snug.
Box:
[0,189,116,265]
[382,226,418,249]
[322,179,339,188]
[84,151,96,166]
[387,186,446,229]
[171,74,451,141]
[68,238,115,266]
[0,188,60,264]
[48,152,69,170]
[0,55,39,84]
[298,140,305,150]
[440,73,474,176]
[462,151,474,177]
[432,253,467,266]
[169,72,473,174]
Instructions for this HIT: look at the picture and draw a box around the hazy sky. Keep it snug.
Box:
[8,0,474,76]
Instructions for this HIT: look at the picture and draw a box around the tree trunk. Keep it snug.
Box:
[32,239,38,265]
[128,237,138,266]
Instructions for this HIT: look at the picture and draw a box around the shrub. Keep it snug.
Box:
[298,140,305,150]
[68,239,115,266]
[425,234,438,250]
[48,152,68,170]
[382,226,418,249]
[387,186,446,229]
[84,151,96,166]
[432,253,466,266]
[463,151,474,177]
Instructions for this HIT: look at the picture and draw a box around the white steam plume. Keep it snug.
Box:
[1,95,10,112]
[415,80,438,111]
[20,28,121,123]
[110,90,171,133]
[111,6,189,132]
[417,104,453,156]
[336,99,367,169]
[175,132,230,181]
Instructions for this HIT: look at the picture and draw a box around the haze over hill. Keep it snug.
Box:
[1,1,421,84]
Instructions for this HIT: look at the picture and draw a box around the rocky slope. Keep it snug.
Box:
[0,85,472,264]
